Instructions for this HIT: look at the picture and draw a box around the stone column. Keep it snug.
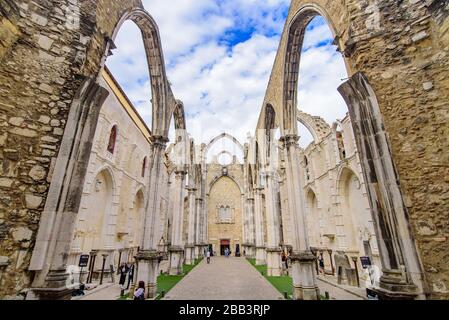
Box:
[194,197,203,259]
[264,172,282,276]
[245,195,256,258]
[168,169,187,275]
[26,80,109,300]
[339,73,425,299]
[201,195,208,253]
[135,136,169,299]
[185,187,197,265]
[254,187,266,265]
[248,196,256,258]
[281,134,320,300]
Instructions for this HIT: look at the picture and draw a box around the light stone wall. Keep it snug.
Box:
[296,114,381,282]
[206,162,244,256]
[66,69,160,279]
[255,0,449,299]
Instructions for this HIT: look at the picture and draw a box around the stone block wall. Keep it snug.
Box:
[258,0,449,299]
[0,0,146,299]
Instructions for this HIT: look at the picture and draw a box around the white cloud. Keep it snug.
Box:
[106,2,348,156]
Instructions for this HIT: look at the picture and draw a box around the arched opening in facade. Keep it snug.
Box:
[336,168,361,251]
[306,189,320,248]
[69,168,115,282]
[142,157,147,178]
[129,189,145,255]
[296,16,348,126]
[106,20,154,128]
[207,176,243,257]
[205,133,245,164]
[107,125,118,154]
[28,7,175,298]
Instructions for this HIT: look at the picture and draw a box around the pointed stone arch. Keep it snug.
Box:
[208,174,244,197]
[283,4,343,135]
[107,8,172,137]
[204,133,244,162]
[297,110,331,144]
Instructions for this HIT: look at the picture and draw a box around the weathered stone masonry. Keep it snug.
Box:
[0,0,154,298]
[256,0,449,299]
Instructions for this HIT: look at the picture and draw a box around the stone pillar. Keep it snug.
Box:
[244,195,256,258]
[135,135,169,299]
[26,80,109,300]
[201,195,208,253]
[168,170,187,275]
[135,250,159,299]
[254,188,266,265]
[249,196,256,258]
[281,134,320,300]
[264,172,283,276]
[185,188,197,265]
[194,197,203,259]
[339,73,426,299]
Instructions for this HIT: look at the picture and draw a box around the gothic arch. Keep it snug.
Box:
[204,133,245,162]
[297,110,331,144]
[106,8,172,137]
[335,166,363,250]
[305,188,321,247]
[283,3,344,134]
[208,174,244,197]
[90,165,118,198]
[83,167,116,251]
[170,100,187,131]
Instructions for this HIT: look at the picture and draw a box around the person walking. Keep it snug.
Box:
[118,262,128,296]
[206,250,211,264]
[133,281,145,300]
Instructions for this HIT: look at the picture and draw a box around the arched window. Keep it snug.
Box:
[141,157,147,178]
[107,125,118,154]
[336,129,346,160]
[304,156,311,181]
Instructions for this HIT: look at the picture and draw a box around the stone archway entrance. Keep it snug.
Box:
[220,239,231,256]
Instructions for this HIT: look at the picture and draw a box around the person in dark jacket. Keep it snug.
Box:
[118,262,128,288]
[126,263,135,290]
[134,281,145,300]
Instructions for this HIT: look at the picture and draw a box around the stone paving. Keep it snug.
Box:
[163,257,284,300]
[76,283,122,301]
[317,279,364,300]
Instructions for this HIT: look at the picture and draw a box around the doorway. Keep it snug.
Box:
[220,239,230,256]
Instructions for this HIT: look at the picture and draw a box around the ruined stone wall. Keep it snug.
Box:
[258,0,449,299]
[0,0,167,299]
[206,163,244,255]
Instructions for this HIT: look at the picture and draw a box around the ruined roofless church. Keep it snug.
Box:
[0,0,448,301]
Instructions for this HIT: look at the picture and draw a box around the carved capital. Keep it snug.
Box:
[151,135,169,149]
[280,134,300,148]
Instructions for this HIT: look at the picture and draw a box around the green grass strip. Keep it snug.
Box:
[118,258,204,300]
[247,258,328,300]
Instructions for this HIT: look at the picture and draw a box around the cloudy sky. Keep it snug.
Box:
[106,0,348,154]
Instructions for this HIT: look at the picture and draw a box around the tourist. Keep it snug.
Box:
[318,256,325,275]
[118,262,128,291]
[126,263,135,290]
[134,281,145,300]
[206,250,211,264]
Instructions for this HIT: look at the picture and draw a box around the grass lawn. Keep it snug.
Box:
[247,258,292,299]
[118,258,204,300]
[247,258,328,300]
[156,258,204,300]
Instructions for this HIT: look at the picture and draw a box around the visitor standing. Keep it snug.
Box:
[118,262,129,296]
[126,263,135,290]
[318,256,325,275]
